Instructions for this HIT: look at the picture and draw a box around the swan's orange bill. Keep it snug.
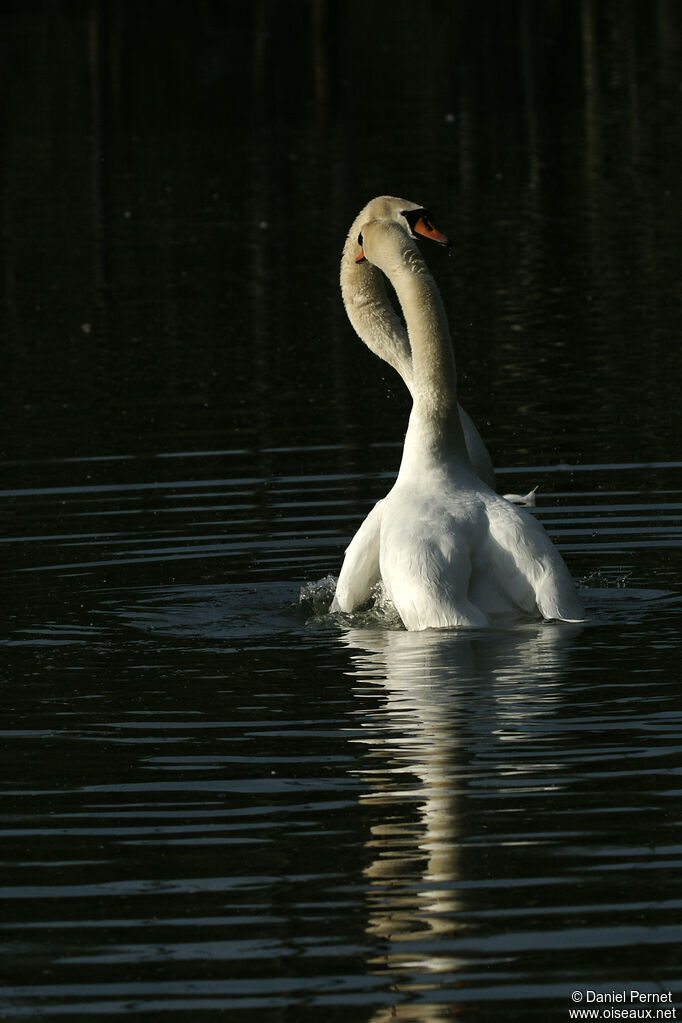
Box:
[414,216,450,246]
[355,250,367,263]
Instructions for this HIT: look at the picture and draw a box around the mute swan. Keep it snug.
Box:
[331,199,585,629]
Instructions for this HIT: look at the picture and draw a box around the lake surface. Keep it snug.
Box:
[1,3,682,1021]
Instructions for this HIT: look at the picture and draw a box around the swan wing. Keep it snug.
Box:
[331,499,384,613]
[484,497,586,622]
[458,404,496,489]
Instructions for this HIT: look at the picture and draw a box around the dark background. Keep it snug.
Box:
[2,0,680,471]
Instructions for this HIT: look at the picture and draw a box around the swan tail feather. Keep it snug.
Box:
[382,533,491,631]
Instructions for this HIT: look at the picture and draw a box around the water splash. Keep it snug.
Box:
[300,576,403,630]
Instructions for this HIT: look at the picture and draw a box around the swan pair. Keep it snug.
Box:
[331,196,585,630]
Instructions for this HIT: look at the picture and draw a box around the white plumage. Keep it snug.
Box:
[331,197,585,630]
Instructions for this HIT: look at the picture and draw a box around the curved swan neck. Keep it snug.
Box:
[392,256,458,405]
[362,221,469,464]
[340,219,414,391]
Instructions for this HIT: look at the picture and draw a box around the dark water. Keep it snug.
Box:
[2,3,682,1021]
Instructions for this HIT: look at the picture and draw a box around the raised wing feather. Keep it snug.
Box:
[485,497,585,622]
[331,499,384,613]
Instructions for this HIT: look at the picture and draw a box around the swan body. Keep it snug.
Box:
[332,200,585,630]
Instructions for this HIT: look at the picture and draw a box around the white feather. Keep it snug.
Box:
[332,197,585,630]
[331,499,384,613]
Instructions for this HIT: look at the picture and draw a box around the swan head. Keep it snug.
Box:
[358,218,439,279]
[347,196,451,264]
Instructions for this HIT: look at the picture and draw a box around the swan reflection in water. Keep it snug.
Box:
[341,621,582,1019]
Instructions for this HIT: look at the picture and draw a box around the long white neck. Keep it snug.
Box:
[381,237,470,470]
[340,217,414,393]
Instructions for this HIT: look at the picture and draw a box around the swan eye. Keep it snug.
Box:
[402,207,451,247]
[357,232,363,246]
[401,207,433,236]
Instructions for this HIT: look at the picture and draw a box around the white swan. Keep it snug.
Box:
[331,199,585,629]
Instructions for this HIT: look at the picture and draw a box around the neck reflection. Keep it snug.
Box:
[341,622,582,1018]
